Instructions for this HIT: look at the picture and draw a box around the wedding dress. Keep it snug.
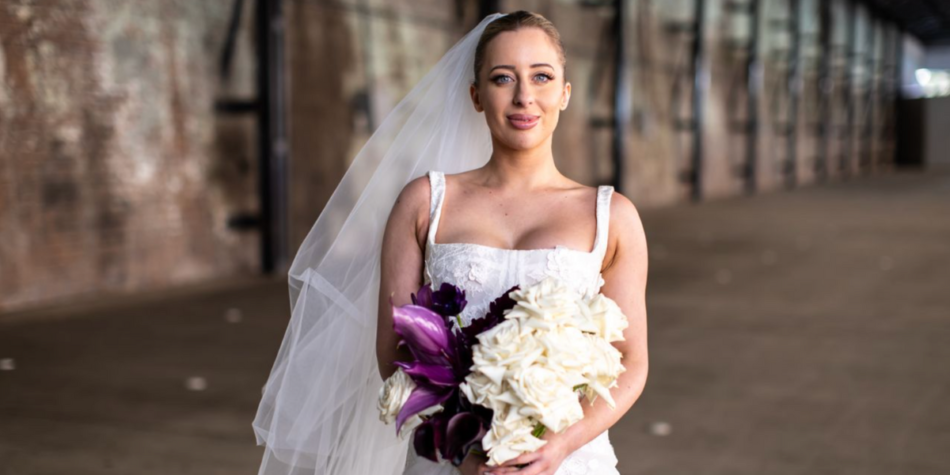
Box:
[402,170,621,475]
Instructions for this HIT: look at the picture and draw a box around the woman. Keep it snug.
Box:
[253,11,648,475]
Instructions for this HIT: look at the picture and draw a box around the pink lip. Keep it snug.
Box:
[507,114,540,130]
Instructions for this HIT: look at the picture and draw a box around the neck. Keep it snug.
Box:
[479,135,563,190]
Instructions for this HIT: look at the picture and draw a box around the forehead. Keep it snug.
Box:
[483,27,562,68]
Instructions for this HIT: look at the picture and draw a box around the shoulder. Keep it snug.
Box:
[385,173,434,249]
[391,174,432,222]
[606,189,641,226]
[605,189,647,258]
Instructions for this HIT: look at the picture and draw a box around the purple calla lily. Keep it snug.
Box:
[396,384,454,434]
[395,361,457,387]
[387,281,502,466]
[392,304,455,363]
[444,412,488,465]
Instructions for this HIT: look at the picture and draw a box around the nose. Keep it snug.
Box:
[513,81,534,107]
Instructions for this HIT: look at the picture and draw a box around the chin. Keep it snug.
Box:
[496,128,550,151]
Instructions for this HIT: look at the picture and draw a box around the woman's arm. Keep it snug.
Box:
[377,176,431,381]
[493,191,650,475]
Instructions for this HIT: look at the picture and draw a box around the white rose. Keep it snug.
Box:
[481,414,546,466]
[535,326,596,377]
[505,277,580,329]
[377,367,415,425]
[581,335,626,408]
[585,294,629,342]
[461,373,516,413]
[509,365,584,433]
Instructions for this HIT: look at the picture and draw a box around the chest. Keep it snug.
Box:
[423,243,605,324]
[434,190,599,253]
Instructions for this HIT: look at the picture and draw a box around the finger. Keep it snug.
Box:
[484,461,526,474]
[498,451,543,467]
[516,461,548,475]
[483,466,520,475]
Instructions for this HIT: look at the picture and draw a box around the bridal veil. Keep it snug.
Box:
[252,12,506,475]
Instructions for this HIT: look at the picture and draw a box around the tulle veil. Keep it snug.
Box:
[252,12,507,475]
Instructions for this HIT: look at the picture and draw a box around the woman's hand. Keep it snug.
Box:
[485,436,572,475]
[458,451,497,475]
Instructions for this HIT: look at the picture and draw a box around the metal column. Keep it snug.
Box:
[860,14,877,173]
[479,0,501,21]
[689,0,706,201]
[612,0,628,192]
[841,0,857,178]
[257,0,289,274]
[744,0,760,194]
[892,26,903,167]
[725,0,760,194]
[784,0,801,188]
[217,0,289,274]
[815,0,832,182]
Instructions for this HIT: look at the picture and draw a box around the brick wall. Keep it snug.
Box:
[0,0,259,311]
[0,0,898,312]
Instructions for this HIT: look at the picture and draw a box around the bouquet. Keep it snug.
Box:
[377,276,628,466]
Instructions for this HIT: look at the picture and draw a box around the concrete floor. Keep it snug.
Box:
[1,169,949,475]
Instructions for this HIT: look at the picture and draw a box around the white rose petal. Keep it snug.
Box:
[377,368,415,425]
[464,276,630,465]
[585,294,629,342]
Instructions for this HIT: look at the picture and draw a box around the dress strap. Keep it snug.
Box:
[426,170,446,245]
[592,185,614,257]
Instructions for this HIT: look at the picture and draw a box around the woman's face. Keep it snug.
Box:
[470,27,571,153]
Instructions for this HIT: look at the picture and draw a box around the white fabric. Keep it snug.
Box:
[253,13,508,475]
[403,171,620,475]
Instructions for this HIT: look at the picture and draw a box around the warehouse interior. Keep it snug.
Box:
[1,1,949,473]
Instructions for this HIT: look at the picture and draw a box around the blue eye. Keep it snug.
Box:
[535,73,554,82]
[490,75,512,84]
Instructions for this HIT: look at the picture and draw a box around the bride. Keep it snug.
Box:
[253,10,648,475]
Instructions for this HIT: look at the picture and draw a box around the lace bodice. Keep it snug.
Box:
[423,170,614,326]
[403,170,620,475]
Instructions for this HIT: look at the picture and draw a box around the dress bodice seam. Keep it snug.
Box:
[425,170,612,257]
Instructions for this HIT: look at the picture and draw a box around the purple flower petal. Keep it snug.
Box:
[462,284,518,346]
[395,361,457,387]
[411,283,467,318]
[412,285,434,309]
[392,304,454,362]
[395,385,453,434]
[443,412,488,465]
[413,419,438,462]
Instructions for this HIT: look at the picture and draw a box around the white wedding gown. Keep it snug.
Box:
[403,171,621,475]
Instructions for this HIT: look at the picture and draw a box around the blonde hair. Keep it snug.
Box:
[473,10,567,86]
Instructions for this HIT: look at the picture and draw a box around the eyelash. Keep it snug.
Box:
[490,73,554,84]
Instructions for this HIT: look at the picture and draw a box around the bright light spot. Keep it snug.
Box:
[915,69,950,97]
[650,421,672,436]
[0,358,14,371]
[186,376,208,391]
[225,308,243,323]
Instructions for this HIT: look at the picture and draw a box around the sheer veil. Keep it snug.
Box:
[252,12,507,475]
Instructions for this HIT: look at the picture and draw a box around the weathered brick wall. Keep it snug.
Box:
[0,0,259,311]
[0,0,899,312]
[284,0,481,251]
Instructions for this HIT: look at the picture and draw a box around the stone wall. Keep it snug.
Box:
[0,0,259,311]
[0,0,900,311]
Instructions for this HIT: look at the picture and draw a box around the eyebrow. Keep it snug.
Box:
[488,63,555,73]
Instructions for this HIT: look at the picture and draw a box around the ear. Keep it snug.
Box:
[470,83,484,113]
[560,81,572,111]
